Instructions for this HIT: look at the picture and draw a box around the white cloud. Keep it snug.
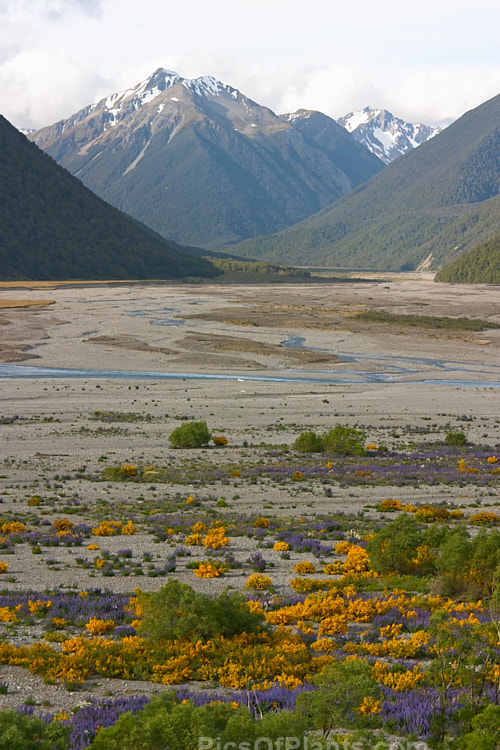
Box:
[0,47,106,129]
[0,0,499,130]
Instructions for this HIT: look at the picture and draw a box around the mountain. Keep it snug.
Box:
[0,115,218,281]
[29,69,384,248]
[230,93,500,271]
[280,109,384,182]
[435,237,500,283]
[337,107,440,163]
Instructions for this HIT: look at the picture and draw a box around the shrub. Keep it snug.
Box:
[245,573,273,590]
[367,514,426,576]
[294,561,317,575]
[322,424,366,456]
[293,430,323,453]
[445,430,467,447]
[212,435,228,446]
[0,710,70,750]
[168,421,211,448]
[139,580,265,642]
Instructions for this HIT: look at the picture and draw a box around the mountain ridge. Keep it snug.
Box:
[229,93,500,271]
[29,68,384,248]
[338,106,440,163]
[0,115,218,281]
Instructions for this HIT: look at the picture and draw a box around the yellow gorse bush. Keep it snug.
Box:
[293,561,317,575]
[469,511,499,525]
[245,573,273,590]
[53,518,73,531]
[202,526,229,550]
[377,499,402,511]
[1,522,26,534]
[85,617,115,635]
[273,541,290,552]
[195,561,227,578]
[92,521,122,536]
[121,520,137,535]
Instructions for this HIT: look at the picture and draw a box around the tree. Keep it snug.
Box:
[367,514,424,576]
[0,711,70,750]
[168,420,211,448]
[321,424,366,456]
[138,580,265,643]
[293,430,323,453]
[296,659,381,737]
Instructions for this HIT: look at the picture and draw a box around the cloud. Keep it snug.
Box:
[0,47,107,129]
[1,0,104,21]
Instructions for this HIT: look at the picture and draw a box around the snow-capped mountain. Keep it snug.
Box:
[30,69,383,248]
[337,107,440,164]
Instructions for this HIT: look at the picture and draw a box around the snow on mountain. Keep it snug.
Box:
[337,106,440,163]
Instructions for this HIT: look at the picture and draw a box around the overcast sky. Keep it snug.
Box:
[1,0,499,130]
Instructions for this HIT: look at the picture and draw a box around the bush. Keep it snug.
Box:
[0,711,70,750]
[138,580,265,642]
[168,420,211,448]
[322,424,366,456]
[445,430,467,447]
[293,430,323,453]
[367,514,427,576]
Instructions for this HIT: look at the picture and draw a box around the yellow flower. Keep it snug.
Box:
[273,541,290,552]
[245,573,273,590]
[121,520,137,535]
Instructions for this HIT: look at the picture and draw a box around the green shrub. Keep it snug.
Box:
[367,514,426,576]
[0,711,70,750]
[445,430,467,447]
[168,420,211,448]
[293,430,323,453]
[138,580,265,642]
[322,424,366,456]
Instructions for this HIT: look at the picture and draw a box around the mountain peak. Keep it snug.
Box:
[337,107,440,163]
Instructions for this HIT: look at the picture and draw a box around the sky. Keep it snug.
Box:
[1,0,499,131]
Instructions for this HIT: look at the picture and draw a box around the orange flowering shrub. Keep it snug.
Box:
[273,541,290,552]
[194,561,227,578]
[377,499,402,512]
[317,614,348,636]
[85,617,115,635]
[469,511,499,525]
[185,533,203,546]
[334,540,352,554]
[86,544,100,551]
[53,518,73,531]
[212,436,228,446]
[414,505,451,522]
[1,522,26,534]
[51,617,69,630]
[245,573,273,590]
[202,526,229,550]
[119,520,136,535]
[254,517,270,528]
[323,562,344,575]
[119,463,137,478]
[344,545,370,574]
[289,577,331,594]
[0,606,17,622]
[0,561,9,574]
[293,561,317,575]
[92,521,122,536]
[357,696,381,715]
[28,599,51,615]
[191,521,206,533]
[487,455,498,464]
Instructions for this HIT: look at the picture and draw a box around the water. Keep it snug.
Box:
[1,364,499,388]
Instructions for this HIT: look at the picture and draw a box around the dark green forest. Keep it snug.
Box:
[0,116,218,281]
[435,237,500,283]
